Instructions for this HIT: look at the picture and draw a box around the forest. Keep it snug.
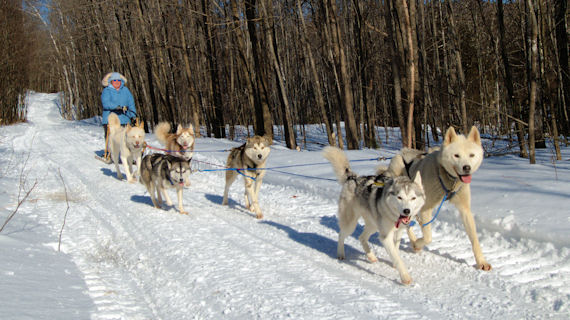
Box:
[1,0,569,164]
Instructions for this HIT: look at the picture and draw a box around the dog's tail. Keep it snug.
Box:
[322,146,356,184]
[155,121,171,145]
[108,113,121,134]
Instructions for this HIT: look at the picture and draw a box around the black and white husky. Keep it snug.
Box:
[140,153,191,215]
[323,146,425,285]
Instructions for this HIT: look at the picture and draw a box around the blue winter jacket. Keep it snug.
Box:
[101,77,136,125]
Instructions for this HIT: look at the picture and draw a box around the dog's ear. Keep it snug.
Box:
[176,124,183,134]
[188,124,194,134]
[467,126,481,146]
[443,127,457,146]
[126,123,132,130]
[263,134,273,146]
[137,119,144,129]
[413,171,423,187]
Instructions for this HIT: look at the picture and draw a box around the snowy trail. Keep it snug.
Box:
[4,93,568,319]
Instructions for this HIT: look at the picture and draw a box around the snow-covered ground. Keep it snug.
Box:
[0,92,569,319]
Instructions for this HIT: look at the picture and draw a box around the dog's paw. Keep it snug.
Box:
[477,262,492,271]
[179,210,188,215]
[366,252,378,263]
[184,180,191,187]
[337,255,345,260]
[400,275,412,285]
[255,213,263,219]
[411,239,426,252]
[128,178,137,184]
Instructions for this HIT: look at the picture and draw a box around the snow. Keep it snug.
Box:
[0,92,569,319]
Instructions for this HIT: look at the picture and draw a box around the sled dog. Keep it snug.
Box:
[140,153,191,214]
[323,146,425,285]
[155,121,195,160]
[108,112,145,183]
[222,135,272,219]
[390,126,491,271]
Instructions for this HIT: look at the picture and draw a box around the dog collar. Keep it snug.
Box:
[437,167,461,200]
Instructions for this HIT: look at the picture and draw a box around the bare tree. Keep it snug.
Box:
[260,0,296,148]
[526,0,539,164]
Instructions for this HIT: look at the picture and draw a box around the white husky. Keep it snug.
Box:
[108,113,145,183]
[390,126,491,271]
[323,146,425,285]
[222,135,272,219]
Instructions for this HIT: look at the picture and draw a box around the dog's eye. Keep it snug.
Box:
[397,196,402,200]
[411,197,416,201]
[454,154,460,158]
[469,153,475,158]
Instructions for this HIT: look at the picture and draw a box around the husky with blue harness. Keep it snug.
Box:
[323,146,425,285]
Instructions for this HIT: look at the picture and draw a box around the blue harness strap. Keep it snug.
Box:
[409,173,461,228]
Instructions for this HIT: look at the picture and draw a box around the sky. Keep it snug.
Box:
[0,92,568,319]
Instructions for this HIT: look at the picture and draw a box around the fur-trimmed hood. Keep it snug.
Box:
[101,72,128,87]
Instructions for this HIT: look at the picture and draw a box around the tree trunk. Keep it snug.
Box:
[554,0,569,133]
[230,0,256,135]
[201,0,225,138]
[526,0,538,164]
[326,0,360,149]
[353,0,378,149]
[497,0,528,157]
[260,0,296,149]
[245,0,273,137]
[445,0,468,134]
[296,0,335,147]
[386,0,407,146]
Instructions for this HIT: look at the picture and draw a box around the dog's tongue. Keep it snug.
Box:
[459,174,472,183]
[396,216,410,228]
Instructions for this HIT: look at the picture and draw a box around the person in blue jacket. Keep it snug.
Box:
[101,72,137,159]
[101,71,137,135]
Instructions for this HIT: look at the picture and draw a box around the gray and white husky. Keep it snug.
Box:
[222,135,272,219]
[140,153,191,215]
[323,146,425,285]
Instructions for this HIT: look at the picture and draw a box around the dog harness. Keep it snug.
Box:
[438,166,462,201]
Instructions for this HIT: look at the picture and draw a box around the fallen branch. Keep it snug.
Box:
[0,135,38,233]
[0,181,38,233]
[57,168,70,251]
